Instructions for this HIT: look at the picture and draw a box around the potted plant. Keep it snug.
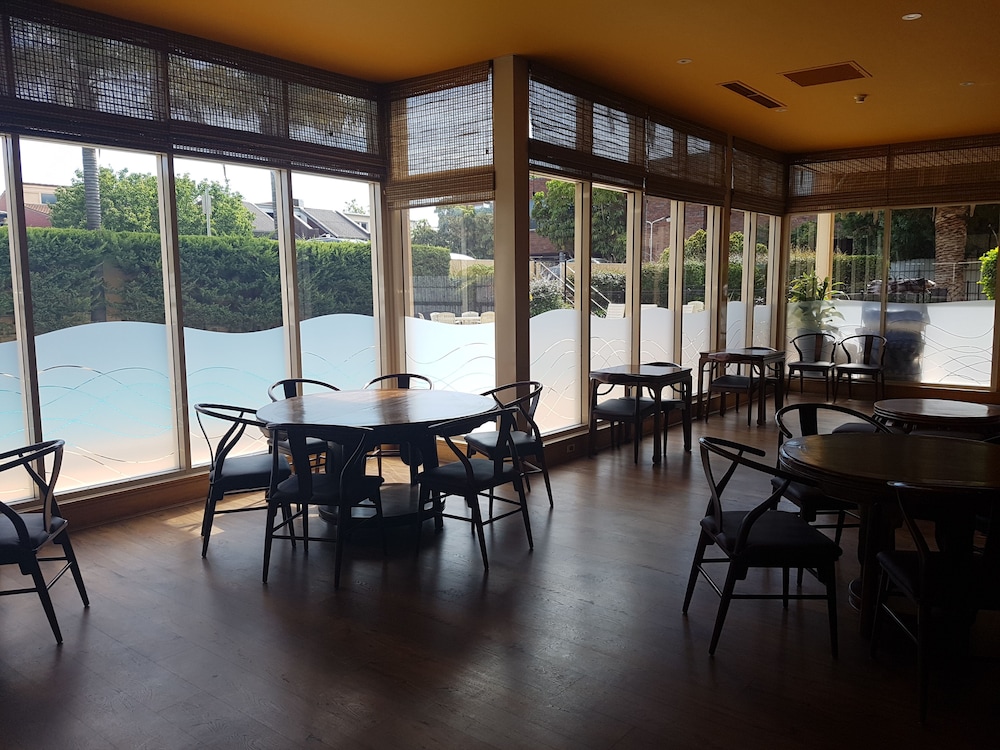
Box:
[787,271,844,334]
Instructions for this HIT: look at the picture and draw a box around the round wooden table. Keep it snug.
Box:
[873,397,1000,435]
[778,432,1000,635]
[256,389,497,437]
[257,389,498,524]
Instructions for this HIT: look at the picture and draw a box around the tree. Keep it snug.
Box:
[50,169,254,236]
[531,181,626,261]
[343,199,367,214]
[410,219,439,246]
[433,204,494,258]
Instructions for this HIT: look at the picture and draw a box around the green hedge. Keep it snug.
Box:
[0,228,452,336]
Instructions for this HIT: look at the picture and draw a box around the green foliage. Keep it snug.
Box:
[529,278,570,316]
[50,167,255,237]
[411,245,452,277]
[294,240,374,317]
[979,246,998,300]
[787,271,843,332]
[432,205,494,259]
[410,219,438,246]
[531,181,575,256]
[531,181,627,261]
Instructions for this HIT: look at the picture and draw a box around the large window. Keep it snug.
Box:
[529,176,579,432]
[589,186,629,371]
[680,203,714,368]
[174,157,284,465]
[292,172,377,390]
[0,138,30,500]
[404,202,496,393]
[20,139,175,490]
[639,196,673,362]
[787,206,997,388]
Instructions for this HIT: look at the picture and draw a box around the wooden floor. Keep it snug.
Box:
[2,395,999,749]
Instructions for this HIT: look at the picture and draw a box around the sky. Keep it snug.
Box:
[10,137,436,223]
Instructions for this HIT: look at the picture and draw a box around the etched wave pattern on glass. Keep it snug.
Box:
[529,309,579,433]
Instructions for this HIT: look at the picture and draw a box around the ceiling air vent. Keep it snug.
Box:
[782,61,870,87]
[720,81,784,109]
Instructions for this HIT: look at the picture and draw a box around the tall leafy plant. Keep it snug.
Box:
[787,271,843,332]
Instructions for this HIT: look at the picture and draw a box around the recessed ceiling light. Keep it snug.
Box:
[902,13,922,20]
[676,58,692,65]
[960,81,975,87]
[775,107,788,113]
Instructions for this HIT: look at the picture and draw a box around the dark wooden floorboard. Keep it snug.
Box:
[2,395,999,748]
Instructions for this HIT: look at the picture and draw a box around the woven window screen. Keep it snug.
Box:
[0,1,383,180]
[887,135,1000,206]
[385,63,494,209]
[528,64,645,188]
[787,148,889,212]
[645,111,726,204]
[732,139,787,214]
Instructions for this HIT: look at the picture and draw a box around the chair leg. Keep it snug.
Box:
[514,478,533,549]
[58,534,89,606]
[823,563,839,659]
[262,501,278,583]
[709,566,740,655]
[782,567,790,608]
[870,570,888,659]
[468,493,490,570]
[28,561,63,644]
[334,501,347,590]
[917,601,930,723]
[682,533,710,613]
[200,490,218,557]
[530,452,554,508]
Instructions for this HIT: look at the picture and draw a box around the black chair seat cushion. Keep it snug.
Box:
[837,364,881,375]
[701,510,842,567]
[274,472,382,505]
[0,514,66,562]
[789,360,834,371]
[876,549,971,604]
[770,477,857,519]
[710,375,753,390]
[211,452,289,497]
[422,459,522,494]
[466,429,538,456]
[593,397,658,420]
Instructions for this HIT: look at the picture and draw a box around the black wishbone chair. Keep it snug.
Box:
[195,403,292,558]
[465,380,553,507]
[682,436,842,657]
[418,407,532,570]
[263,422,384,588]
[0,439,89,644]
[364,373,433,481]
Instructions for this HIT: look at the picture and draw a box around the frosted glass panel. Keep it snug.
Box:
[639,306,674,363]
[530,308,579,433]
[726,300,745,347]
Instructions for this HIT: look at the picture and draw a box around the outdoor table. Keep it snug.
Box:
[778,432,1000,636]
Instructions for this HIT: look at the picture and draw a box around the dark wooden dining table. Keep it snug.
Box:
[873,397,1000,436]
[256,389,498,523]
[588,363,692,464]
[778,432,1000,636]
[696,347,786,426]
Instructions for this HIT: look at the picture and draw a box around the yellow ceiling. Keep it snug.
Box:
[62,0,998,153]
